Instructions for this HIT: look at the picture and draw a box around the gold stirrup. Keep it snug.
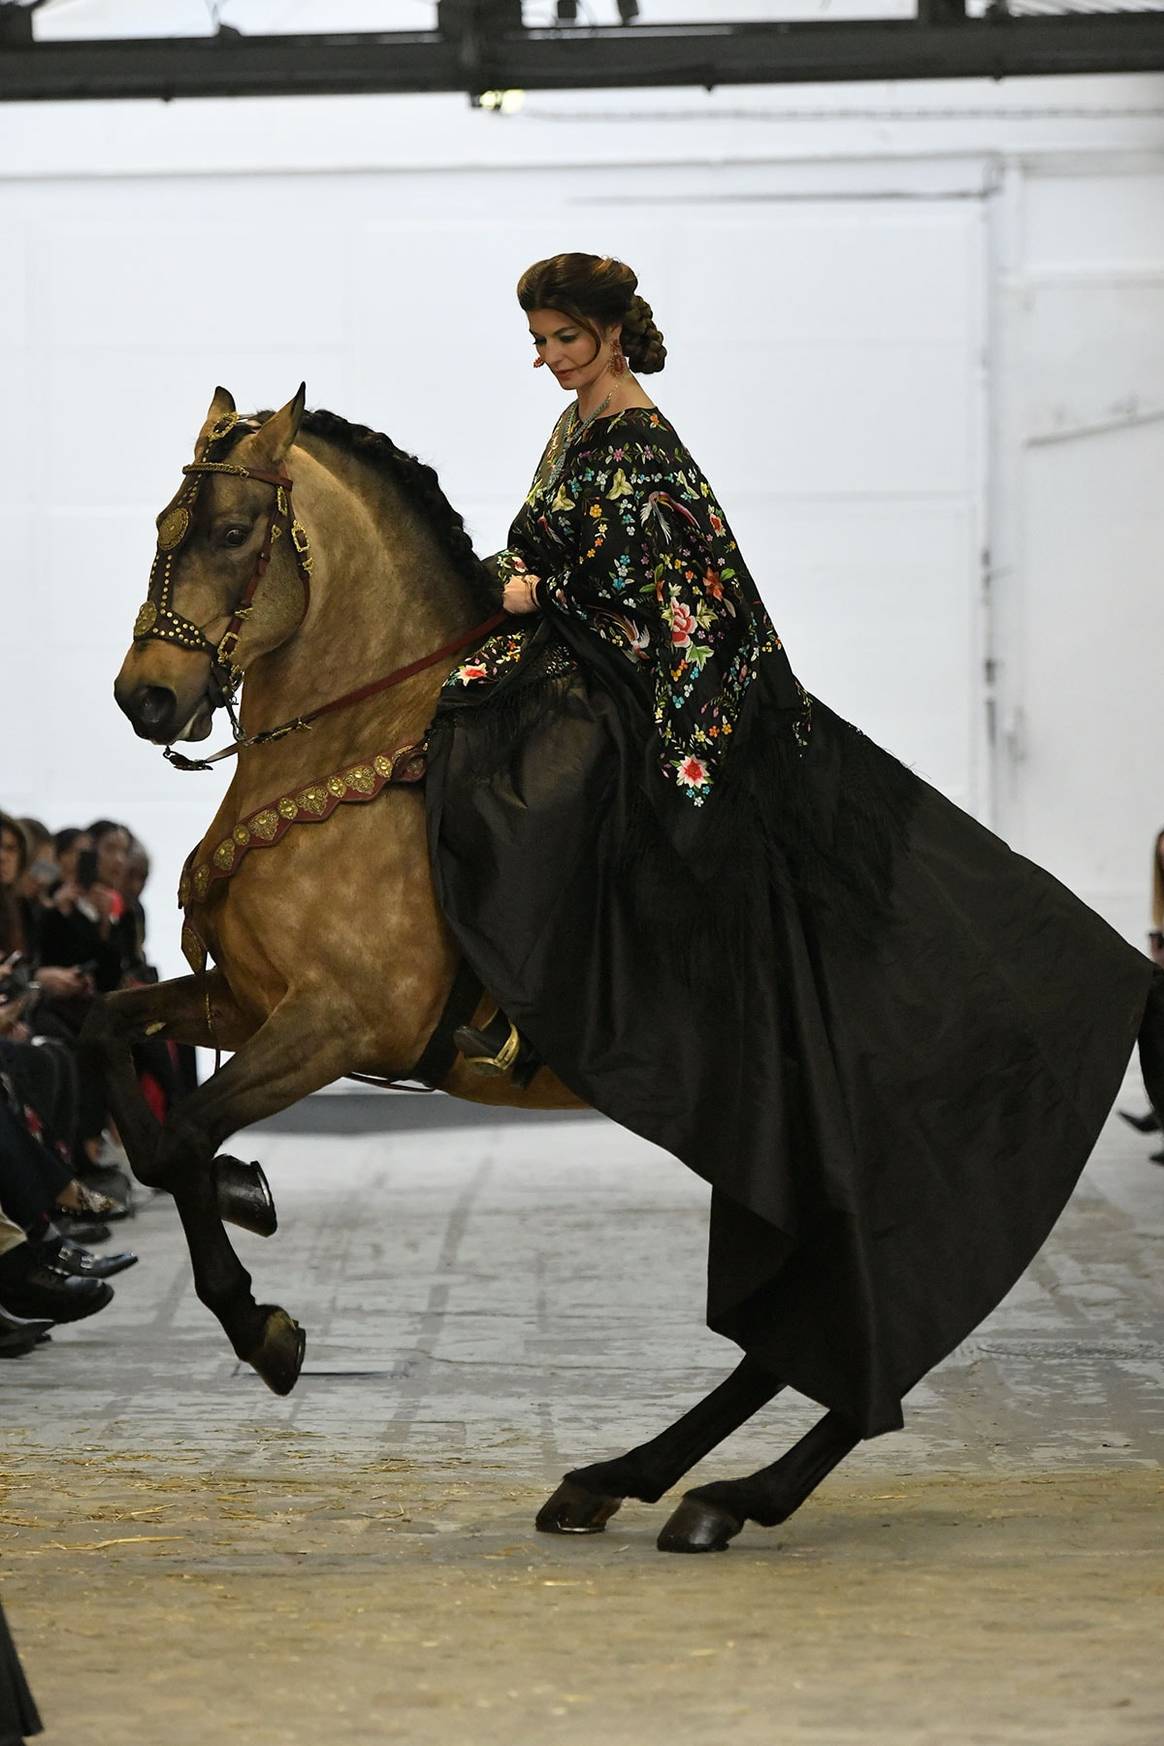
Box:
[461,1021,523,1077]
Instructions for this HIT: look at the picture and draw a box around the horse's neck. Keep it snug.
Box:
[237,441,478,761]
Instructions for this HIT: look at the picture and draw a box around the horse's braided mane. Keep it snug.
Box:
[242,406,496,614]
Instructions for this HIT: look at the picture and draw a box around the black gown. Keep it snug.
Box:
[426,403,1152,1438]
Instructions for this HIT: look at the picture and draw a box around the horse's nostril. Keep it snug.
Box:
[137,685,176,732]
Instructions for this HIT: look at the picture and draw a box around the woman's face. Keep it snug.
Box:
[0,826,23,891]
[96,828,131,889]
[123,851,149,905]
[527,306,618,395]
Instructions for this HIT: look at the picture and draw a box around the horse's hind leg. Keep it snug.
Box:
[149,1000,354,1394]
[654,1408,861,1554]
[536,1353,784,1534]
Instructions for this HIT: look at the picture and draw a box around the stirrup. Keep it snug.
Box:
[454,1019,524,1077]
[453,1012,540,1088]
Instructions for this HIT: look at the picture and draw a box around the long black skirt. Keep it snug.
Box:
[426,632,1152,1437]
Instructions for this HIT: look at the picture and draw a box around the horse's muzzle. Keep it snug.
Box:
[115,678,212,744]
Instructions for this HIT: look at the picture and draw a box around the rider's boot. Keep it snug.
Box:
[453,1009,541,1090]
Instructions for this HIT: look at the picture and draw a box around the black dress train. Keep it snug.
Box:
[0,1600,41,1745]
[426,403,1152,1438]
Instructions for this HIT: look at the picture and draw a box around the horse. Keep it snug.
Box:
[97,386,879,1554]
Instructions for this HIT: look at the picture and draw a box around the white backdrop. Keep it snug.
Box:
[2,66,1163,978]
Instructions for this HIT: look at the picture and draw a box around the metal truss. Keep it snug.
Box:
[1,1,1164,101]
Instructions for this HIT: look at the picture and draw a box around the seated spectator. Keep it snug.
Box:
[16,816,55,909]
[38,818,134,996]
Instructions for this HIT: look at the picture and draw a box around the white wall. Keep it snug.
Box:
[1,68,1162,976]
[989,155,1164,944]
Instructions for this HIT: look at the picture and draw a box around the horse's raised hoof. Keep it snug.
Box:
[214,1156,278,1237]
[536,1478,623,1535]
[244,1305,305,1395]
[656,1494,743,1554]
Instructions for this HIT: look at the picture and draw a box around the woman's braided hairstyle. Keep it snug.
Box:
[516,253,667,375]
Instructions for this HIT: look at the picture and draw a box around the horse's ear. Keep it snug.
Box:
[245,384,306,470]
[194,386,236,459]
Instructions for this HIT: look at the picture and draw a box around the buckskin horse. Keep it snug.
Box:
[98,387,919,1553]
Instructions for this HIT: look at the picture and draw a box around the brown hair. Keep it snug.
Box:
[0,809,29,955]
[1152,830,1164,931]
[517,253,667,375]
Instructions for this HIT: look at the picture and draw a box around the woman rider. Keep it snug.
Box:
[426,251,1161,1444]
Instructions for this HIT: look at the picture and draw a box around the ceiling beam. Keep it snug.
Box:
[2,16,1164,103]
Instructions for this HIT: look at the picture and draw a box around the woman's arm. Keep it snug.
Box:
[561,432,765,817]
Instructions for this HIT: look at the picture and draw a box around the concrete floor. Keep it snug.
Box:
[2,1095,1162,1746]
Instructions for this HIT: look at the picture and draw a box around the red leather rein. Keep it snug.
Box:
[163,608,506,773]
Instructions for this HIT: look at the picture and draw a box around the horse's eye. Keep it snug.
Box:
[222,525,249,548]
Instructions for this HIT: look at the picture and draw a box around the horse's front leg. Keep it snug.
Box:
[151,998,355,1393]
[82,973,250,1185]
[81,973,274,1232]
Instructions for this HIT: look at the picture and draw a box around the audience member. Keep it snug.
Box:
[0,800,180,1366]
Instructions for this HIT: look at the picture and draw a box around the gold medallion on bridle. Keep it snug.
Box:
[133,600,159,639]
[157,506,190,552]
[207,411,238,444]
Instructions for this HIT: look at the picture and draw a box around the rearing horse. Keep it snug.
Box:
[96,386,871,1555]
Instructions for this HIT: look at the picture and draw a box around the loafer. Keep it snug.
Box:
[0,1307,54,1340]
[0,1327,40,1358]
[0,1264,114,1324]
[55,1184,133,1223]
[53,1242,138,1280]
[51,1216,112,1245]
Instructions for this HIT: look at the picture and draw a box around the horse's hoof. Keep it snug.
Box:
[214,1156,277,1237]
[656,1495,742,1554]
[536,1479,623,1535]
[244,1305,305,1395]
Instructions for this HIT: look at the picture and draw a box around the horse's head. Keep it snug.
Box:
[115,384,311,745]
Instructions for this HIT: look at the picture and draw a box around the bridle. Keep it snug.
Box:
[132,408,504,772]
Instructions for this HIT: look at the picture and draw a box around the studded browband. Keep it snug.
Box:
[132,408,314,712]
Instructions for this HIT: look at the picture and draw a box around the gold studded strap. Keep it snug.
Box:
[178,740,429,906]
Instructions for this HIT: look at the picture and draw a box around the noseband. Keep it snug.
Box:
[133,408,314,745]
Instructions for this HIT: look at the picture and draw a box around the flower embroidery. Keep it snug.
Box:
[442,405,806,806]
[669,600,698,647]
[674,754,711,791]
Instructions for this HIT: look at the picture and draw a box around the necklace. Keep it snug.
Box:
[573,390,613,431]
[543,392,615,496]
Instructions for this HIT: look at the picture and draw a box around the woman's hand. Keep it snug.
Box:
[502,574,542,615]
[52,880,80,914]
[36,965,88,999]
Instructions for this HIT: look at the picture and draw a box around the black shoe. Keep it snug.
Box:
[0,1307,54,1341]
[0,1263,113,1324]
[0,1328,39,1358]
[453,1012,540,1089]
[1119,1108,1161,1134]
[1150,1149,1164,1166]
[51,1215,112,1245]
[51,1241,138,1280]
